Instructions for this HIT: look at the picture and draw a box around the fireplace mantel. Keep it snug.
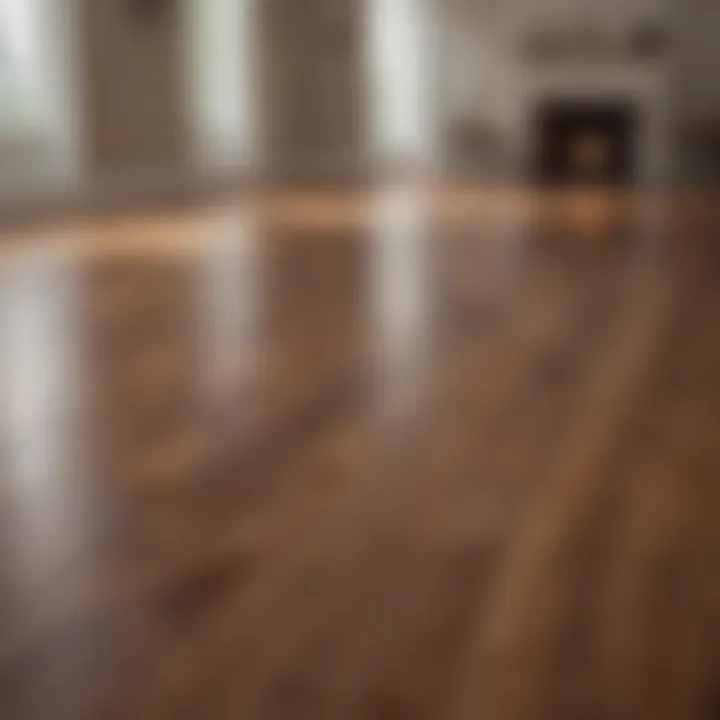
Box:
[520,62,672,183]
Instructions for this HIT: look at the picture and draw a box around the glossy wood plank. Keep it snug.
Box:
[0,187,719,720]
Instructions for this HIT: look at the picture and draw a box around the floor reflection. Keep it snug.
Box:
[0,189,718,720]
[197,206,265,411]
[0,244,95,623]
[369,184,435,426]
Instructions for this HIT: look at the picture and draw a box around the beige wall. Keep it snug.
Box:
[75,0,364,185]
[78,0,189,181]
[61,0,718,186]
[674,2,720,125]
[259,0,363,177]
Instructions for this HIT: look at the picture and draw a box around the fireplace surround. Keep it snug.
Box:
[533,99,638,185]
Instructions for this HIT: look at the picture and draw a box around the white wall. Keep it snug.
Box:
[440,0,674,179]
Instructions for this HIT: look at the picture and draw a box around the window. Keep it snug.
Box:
[0,0,81,188]
[186,0,258,171]
[367,0,437,165]
[0,0,42,130]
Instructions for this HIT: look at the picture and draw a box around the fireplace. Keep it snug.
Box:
[533,99,639,185]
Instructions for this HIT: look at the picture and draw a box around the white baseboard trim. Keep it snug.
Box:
[0,166,254,227]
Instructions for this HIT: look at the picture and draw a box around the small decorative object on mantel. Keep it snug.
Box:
[522,17,670,67]
[627,20,670,61]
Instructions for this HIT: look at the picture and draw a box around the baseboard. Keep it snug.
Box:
[0,166,255,229]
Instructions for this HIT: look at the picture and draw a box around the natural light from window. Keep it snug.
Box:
[0,0,42,130]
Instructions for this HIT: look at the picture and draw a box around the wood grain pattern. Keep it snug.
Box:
[0,187,719,720]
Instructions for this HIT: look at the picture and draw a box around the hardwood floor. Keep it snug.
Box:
[0,186,719,720]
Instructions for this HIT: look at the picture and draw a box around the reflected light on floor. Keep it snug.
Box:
[370,184,434,423]
[197,206,265,407]
[0,244,93,598]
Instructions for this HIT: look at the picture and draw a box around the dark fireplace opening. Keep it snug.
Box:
[533,99,639,185]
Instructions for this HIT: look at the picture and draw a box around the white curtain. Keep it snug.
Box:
[0,0,81,189]
[0,0,42,130]
[366,0,437,166]
[186,0,259,172]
